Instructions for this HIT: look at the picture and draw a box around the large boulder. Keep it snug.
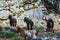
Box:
[0,10,12,19]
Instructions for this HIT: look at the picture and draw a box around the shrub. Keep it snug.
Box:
[11,36,22,40]
[4,32,16,38]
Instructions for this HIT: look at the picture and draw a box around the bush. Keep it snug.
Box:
[4,32,16,38]
[0,31,22,40]
[11,36,22,40]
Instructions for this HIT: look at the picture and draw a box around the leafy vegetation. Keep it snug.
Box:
[11,36,22,40]
[4,32,16,38]
[0,30,22,40]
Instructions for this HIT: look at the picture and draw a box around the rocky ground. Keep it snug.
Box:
[0,0,60,40]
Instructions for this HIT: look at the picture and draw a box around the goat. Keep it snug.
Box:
[17,27,39,40]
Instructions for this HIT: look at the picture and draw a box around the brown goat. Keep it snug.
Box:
[16,27,39,40]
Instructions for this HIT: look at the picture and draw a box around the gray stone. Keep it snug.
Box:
[6,26,17,32]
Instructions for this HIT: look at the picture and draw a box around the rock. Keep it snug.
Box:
[3,2,9,7]
[30,4,38,9]
[24,30,31,37]
[32,18,39,25]
[20,7,24,11]
[0,0,51,29]
[10,6,21,14]
[24,0,34,4]
[0,20,9,28]
[24,30,37,38]
[0,20,7,28]
[19,3,24,7]
[52,37,57,40]
[0,1,5,7]
[33,0,41,7]
[24,4,31,10]
[2,30,11,33]
[32,34,37,39]
[48,13,55,18]
[17,8,44,27]
[24,0,38,4]
[0,10,12,19]
[44,36,51,40]
[6,0,18,6]
[34,21,42,28]
[18,0,24,3]
[58,19,60,23]
[6,26,17,31]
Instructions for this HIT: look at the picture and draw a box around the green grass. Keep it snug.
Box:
[11,36,22,40]
[4,32,16,38]
[0,31,22,40]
